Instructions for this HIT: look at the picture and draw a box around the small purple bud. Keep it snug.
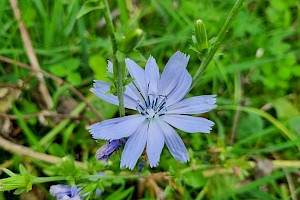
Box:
[96,139,126,160]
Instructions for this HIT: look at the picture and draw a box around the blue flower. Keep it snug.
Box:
[49,184,82,200]
[95,139,126,161]
[89,51,217,169]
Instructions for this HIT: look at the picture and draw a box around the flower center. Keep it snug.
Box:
[136,94,167,119]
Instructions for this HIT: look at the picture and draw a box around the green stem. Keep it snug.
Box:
[32,176,66,184]
[79,174,140,180]
[191,0,245,89]
[103,0,125,117]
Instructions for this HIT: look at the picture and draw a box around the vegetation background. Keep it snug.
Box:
[0,0,300,199]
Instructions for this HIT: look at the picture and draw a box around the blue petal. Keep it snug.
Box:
[145,56,160,95]
[125,58,147,98]
[89,115,145,140]
[91,81,118,106]
[50,184,70,196]
[167,95,217,114]
[146,120,164,167]
[125,83,145,105]
[166,70,192,106]
[162,115,215,133]
[158,51,190,96]
[91,80,138,110]
[157,120,189,162]
[120,121,148,169]
[107,61,113,72]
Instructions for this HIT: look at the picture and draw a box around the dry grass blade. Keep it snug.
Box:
[0,136,85,168]
[9,0,53,109]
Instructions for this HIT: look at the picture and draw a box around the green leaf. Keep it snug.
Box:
[182,170,206,188]
[272,98,299,119]
[77,0,104,19]
[66,72,82,86]
[89,54,107,81]
[13,188,25,195]
[48,143,66,157]
[19,164,27,175]
[91,97,118,119]
[49,58,80,77]
[237,113,264,140]
[289,116,300,135]
[1,168,16,177]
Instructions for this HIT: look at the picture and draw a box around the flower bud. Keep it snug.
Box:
[0,167,32,193]
[194,19,209,51]
[119,28,144,53]
[62,156,76,174]
[96,139,126,160]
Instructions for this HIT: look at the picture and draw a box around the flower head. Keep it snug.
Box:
[89,51,217,169]
[49,184,82,200]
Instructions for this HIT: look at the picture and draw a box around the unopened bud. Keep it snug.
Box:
[195,19,209,51]
[119,28,144,53]
[0,166,32,192]
[96,139,126,160]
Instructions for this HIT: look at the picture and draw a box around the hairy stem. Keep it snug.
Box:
[103,0,125,117]
[191,0,245,89]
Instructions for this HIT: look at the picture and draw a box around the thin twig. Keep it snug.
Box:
[0,136,86,169]
[0,56,104,121]
[9,0,53,109]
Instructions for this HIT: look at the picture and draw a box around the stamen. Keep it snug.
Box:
[136,94,167,119]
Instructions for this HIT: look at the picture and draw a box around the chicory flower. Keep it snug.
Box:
[89,51,216,169]
[49,184,82,200]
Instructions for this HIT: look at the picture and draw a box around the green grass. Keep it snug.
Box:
[0,0,300,199]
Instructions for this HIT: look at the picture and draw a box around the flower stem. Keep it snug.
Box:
[191,0,245,89]
[32,176,66,184]
[103,0,125,117]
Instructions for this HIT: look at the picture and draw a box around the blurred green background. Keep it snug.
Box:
[0,0,300,199]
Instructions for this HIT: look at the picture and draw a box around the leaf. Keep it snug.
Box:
[49,58,80,77]
[77,0,104,19]
[182,170,206,188]
[272,98,299,119]
[289,116,300,134]
[48,143,66,157]
[67,72,82,86]
[89,54,107,81]
[90,97,118,119]
[237,113,264,140]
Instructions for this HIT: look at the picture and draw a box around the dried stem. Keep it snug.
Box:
[9,0,53,109]
[0,136,86,169]
[147,178,165,200]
